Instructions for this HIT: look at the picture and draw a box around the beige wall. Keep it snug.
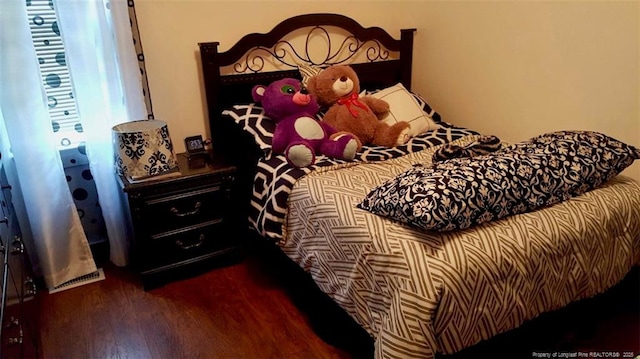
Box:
[409,1,640,181]
[136,1,639,181]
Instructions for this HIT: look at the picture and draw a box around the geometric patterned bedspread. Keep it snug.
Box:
[249,122,479,242]
[279,135,640,359]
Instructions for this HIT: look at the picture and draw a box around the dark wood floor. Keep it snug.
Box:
[37,246,639,359]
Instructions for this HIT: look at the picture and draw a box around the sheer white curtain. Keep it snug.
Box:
[0,0,97,289]
[57,0,147,267]
[0,0,147,289]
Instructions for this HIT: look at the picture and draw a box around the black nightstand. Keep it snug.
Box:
[119,151,240,290]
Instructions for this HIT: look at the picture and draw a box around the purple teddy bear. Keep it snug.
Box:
[252,78,361,168]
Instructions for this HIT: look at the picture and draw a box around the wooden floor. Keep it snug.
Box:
[37,250,357,359]
[37,246,639,359]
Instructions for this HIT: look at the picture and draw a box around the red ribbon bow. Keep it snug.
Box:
[337,92,369,118]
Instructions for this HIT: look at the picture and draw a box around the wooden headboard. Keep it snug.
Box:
[197,13,416,226]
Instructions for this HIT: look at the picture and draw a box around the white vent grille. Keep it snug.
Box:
[48,268,105,294]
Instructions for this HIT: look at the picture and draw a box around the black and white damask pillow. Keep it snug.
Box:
[358,130,640,232]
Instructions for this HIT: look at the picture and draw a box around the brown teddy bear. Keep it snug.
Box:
[307,64,410,148]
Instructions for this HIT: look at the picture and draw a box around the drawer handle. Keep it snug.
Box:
[170,201,202,217]
[5,316,19,328]
[24,277,37,298]
[11,236,24,255]
[175,234,204,250]
[8,329,23,345]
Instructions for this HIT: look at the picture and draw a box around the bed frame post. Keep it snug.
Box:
[400,29,416,90]
[198,41,222,139]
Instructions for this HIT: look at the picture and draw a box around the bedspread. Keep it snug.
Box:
[249,122,479,242]
[279,136,640,359]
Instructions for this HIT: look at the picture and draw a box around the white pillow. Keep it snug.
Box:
[370,83,440,136]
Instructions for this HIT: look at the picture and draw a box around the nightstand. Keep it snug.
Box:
[119,150,240,290]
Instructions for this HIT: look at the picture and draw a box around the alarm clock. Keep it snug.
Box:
[184,135,207,157]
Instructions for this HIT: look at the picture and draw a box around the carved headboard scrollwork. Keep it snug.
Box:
[197,14,416,218]
[199,13,416,126]
[229,25,394,74]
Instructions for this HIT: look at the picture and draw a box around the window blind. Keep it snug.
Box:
[26,0,83,148]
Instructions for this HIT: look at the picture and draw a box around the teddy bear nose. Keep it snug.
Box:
[339,76,348,82]
[293,92,311,106]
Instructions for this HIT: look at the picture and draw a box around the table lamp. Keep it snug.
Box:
[112,120,178,180]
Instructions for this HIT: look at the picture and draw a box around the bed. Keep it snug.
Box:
[198,13,640,359]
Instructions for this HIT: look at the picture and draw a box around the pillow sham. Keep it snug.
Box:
[221,104,275,152]
[221,103,328,153]
[409,89,443,123]
[297,63,324,88]
[358,130,640,232]
[369,83,441,136]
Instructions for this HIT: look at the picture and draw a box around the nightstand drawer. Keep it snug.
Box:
[142,219,232,270]
[120,151,240,289]
[143,185,229,234]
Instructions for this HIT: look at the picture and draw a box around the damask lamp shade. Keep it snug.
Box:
[112,120,178,180]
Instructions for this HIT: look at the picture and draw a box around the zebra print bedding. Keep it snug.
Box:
[279,135,640,359]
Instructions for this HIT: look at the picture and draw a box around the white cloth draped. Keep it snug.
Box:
[0,0,97,289]
[0,0,147,288]
[57,0,147,267]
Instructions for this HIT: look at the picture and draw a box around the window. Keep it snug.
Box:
[26,0,84,148]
